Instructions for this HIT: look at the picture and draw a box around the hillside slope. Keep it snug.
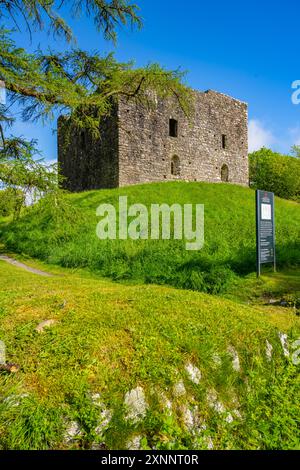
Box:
[0,260,299,450]
[1,182,299,293]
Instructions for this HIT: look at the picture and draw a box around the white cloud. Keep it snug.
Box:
[248,119,275,152]
[288,125,300,146]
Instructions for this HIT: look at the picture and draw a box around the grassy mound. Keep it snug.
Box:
[0,260,299,450]
[1,182,300,293]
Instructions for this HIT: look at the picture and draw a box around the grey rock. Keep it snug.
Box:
[185,363,202,384]
[64,421,82,443]
[207,390,226,414]
[91,443,106,450]
[127,435,142,450]
[36,319,57,333]
[173,380,186,397]
[225,413,234,424]
[227,345,241,372]
[181,405,195,431]
[158,391,172,413]
[278,332,289,357]
[95,408,112,436]
[91,393,112,435]
[124,387,148,423]
[266,340,273,361]
[206,437,214,450]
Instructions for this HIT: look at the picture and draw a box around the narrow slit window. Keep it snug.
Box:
[81,131,86,149]
[169,119,178,137]
[222,134,227,149]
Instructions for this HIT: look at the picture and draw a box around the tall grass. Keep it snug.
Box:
[1,182,299,293]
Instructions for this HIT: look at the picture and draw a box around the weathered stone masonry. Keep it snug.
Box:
[58,89,248,191]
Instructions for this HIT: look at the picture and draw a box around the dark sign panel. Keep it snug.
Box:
[256,190,276,276]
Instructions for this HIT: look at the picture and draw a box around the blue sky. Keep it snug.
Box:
[6,0,300,161]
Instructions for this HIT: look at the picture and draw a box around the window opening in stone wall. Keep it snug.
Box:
[221,164,229,182]
[171,155,180,176]
[222,134,227,149]
[169,119,178,137]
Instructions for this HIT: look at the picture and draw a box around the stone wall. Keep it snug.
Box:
[118,90,248,187]
[57,108,119,192]
[57,89,248,191]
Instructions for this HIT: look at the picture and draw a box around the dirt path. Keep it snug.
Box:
[0,255,53,277]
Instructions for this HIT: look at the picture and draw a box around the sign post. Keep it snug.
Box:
[256,190,276,277]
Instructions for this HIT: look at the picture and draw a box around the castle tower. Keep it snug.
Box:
[58,89,248,191]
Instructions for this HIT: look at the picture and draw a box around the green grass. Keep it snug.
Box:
[0,260,299,450]
[0,182,299,449]
[1,182,299,294]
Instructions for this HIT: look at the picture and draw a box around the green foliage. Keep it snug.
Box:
[170,266,237,294]
[0,0,142,43]
[0,396,64,450]
[291,145,300,158]
[0,0,192,135]
[249,147,300,201]
[1,182,299,293]
[239,364,300,449]
[0,188,23,217]
[0,29,192,133]
[0,136,63,219]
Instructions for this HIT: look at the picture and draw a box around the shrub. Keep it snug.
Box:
[0,188,24,218]
[249,148,300,201]
[204,265,237,294]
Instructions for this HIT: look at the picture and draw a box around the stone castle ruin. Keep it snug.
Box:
[57,89,248,191]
